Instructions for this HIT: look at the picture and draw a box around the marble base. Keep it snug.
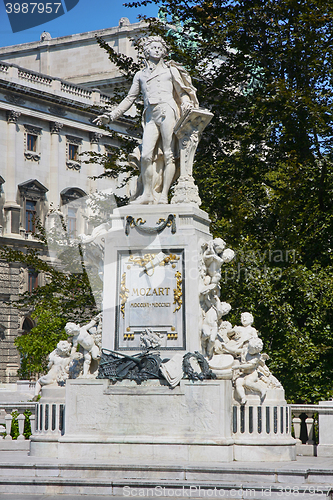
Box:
[232,390,296,461]
[30,380,297,463]
[31,379,234,463]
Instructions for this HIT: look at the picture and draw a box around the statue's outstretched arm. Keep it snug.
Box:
[93,72,141,125]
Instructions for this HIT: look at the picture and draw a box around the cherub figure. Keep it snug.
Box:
[234,337,267,405]
[201,238,235,285]
[65,315,101,378]
[34,340,72,398]
[201,289,231,358]
[221,312,258,357]
[218,320,233,343]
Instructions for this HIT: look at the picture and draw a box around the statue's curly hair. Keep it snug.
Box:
[142,36,168,58]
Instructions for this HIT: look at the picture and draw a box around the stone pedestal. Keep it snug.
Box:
[102,204,211,357]
[317,400,333,457]
[30,385,66,457]
[31,378,234,463]
[30,203,296,463]
[232,389,296,461]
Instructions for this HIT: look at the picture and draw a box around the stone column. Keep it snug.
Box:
[4,110,21,234]
[89,132,103,191]
[49,122,63,207]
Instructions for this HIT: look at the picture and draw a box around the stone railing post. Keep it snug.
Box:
[29,413,36,434]
[17,413,26,440]
[305,413,315,445]
[292,413,302,443]
[4,413,13,440]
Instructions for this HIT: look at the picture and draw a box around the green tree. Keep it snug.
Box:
[0,213,99,378]
[100,0,333,402]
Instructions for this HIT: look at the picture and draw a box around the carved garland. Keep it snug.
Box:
[182,352,216,381]
[24,152,41,162]
[125,214,176,236]
[5,94,25,105]
[66,161,81,171]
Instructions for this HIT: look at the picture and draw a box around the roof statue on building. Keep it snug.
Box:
[94,35,213,206]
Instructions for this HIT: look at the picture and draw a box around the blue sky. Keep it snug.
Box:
[0,0,159,48]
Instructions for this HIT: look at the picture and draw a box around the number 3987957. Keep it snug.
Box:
[5,3,62,14]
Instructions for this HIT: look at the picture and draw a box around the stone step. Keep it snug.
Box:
[0,476,332,499]
[0,454,332,499]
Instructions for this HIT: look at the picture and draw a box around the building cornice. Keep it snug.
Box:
[0,63,137,138]
[0,21,144,54]
[0,62,112,109]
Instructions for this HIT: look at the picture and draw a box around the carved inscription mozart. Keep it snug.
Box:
[115,249,185,351]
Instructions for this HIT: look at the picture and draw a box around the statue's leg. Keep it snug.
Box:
[235,377,247,405]
[91,344,100,361]
[244,373,267,399]
[34,380,42,397]
[133,118,160,204]
[83,351,91,377]
[159,109,177,204]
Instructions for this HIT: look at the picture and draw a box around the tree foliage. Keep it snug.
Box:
[3,0,333,402]
[115,0,333,402]
[0,215,99,378]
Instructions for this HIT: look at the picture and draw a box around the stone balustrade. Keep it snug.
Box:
[100,94,111,105]
[1,382,333,460]
[60,82,92,99]
[34,401,65,436]
[0,61,111,108]
[18,68,52,86]
[0,63,9,73]
[291,402,333,457]
[233,402,291,437]
[291,404,317,453]
[0,402,36,450]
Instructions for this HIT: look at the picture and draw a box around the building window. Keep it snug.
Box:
[27,134,37,152]
[66,135,82,171]
[68,144,79,161]
[24,124,42,161]
[0,324,5,340]
[67,207,77,238]
[26,200,36,233]
[18,180,48,237]
[28,269,38,293]
[22,317,34,333]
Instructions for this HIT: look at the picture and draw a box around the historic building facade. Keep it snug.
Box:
[0,18,141,381]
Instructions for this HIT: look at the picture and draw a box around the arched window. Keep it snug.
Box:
[22,317,34,333]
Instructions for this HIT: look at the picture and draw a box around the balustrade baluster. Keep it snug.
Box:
[4,413,13,440]
[292,413,302,443]
[305,413,315,445]
[17,413,26,440]
[29,414,36,434]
